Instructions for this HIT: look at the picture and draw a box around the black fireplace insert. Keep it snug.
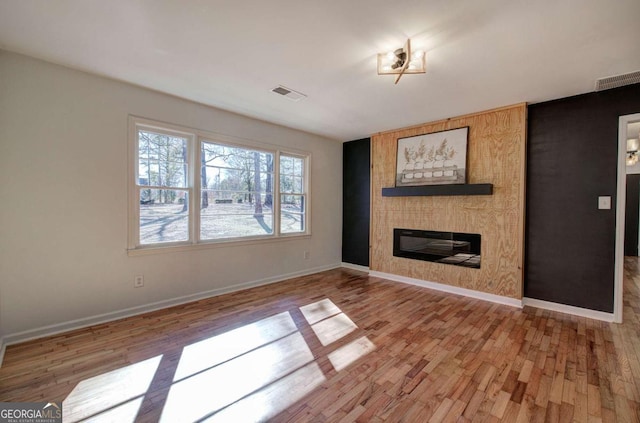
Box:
[393,228,481,268]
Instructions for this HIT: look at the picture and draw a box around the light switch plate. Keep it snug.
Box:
[598,196,611,210]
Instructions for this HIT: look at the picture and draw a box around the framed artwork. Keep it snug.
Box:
[396,127,469,187]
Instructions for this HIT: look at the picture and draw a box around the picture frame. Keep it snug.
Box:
[395,126,469,187]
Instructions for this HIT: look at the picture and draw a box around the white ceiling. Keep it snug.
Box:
[1,0,639,141]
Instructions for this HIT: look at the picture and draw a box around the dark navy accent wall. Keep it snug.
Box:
[342,138,370,266]
[526,83,640,312]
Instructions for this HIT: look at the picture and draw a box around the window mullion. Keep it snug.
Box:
[134,187,142,247]
[192,138,201,244]
[304,155,309,234]
[129,118,139,249]
[274,151,282,236]
[136,184,185,191]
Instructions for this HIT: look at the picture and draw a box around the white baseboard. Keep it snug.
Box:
[0,263,341,367]
[341,262,370,273]
[522,297,615,322]
[369,271,522,308]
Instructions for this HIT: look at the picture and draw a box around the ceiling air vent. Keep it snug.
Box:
[270,85,307,102]
[595,70,640,91]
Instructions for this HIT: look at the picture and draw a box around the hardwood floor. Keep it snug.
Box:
[1,261,640,422]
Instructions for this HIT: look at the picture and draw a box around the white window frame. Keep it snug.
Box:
[278,152,309,236]
[128,116,311,255]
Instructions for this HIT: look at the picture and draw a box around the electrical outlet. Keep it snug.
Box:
[598,196,611,210]
[134,275,144,288]
[304,251,310,260]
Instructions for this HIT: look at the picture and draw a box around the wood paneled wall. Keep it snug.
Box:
[370,103,526,299]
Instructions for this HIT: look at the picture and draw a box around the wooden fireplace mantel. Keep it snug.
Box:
[381,183,493,197]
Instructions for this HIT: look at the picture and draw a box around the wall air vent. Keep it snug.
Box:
[595,70,640,91]
[270,85,307,101]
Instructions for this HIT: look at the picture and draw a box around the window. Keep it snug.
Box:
[129,117,310,251]
[136,129,191,245]
[279,154,306,234]
[200,141,274,240]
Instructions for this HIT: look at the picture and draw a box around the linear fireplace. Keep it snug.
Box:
[393,228,481,268]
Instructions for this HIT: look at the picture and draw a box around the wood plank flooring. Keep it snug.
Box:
[2,260,640,422]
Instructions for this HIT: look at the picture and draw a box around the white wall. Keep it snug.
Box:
[625,162,640,174]
[0,51,343,339]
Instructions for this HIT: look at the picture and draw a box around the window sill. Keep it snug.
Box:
[127,233,311,257]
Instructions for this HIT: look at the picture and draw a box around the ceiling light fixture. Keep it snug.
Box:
[627,138,639,166]
[377,39,426,84]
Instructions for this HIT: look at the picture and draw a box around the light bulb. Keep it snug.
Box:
[412,50,424,60]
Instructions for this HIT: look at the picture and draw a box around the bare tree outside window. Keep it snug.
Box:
[131,118,308,249]
[200,141,274,240]
[137,130,189,244]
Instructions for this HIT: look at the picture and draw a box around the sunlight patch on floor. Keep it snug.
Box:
[329,336,376,371]
[74,397,145,423]
[174,311,297,381]
[300,298,342,324]
[62,355,162,423]
[201,362,326,422]
[309,313,358,346]
[160,332,314,422]
[62,298,376,422]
